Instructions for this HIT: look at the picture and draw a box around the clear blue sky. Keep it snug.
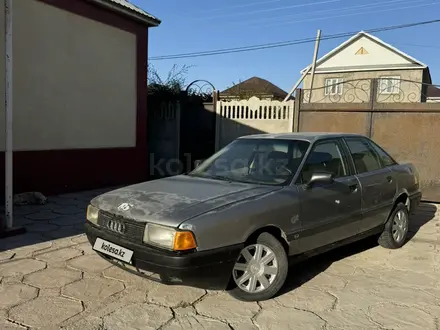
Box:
[132,0,440,92]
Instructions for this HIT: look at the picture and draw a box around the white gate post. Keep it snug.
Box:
[288,100,295,133]
[214,99,221,152]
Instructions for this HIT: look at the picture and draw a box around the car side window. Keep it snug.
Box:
[298,141,348,184]
[345,138,382,174]
[368,140,397,167]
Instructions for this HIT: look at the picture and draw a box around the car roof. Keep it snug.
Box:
[237,132,366,143]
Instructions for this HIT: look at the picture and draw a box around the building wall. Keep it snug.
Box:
[0,0,148,195]
[318,36,415,69]
[0,0,137,151]
[302,69,424,103]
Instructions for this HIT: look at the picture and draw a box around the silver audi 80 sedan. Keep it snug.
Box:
[85,133,421,301]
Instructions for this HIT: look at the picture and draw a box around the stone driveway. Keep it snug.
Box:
[0,188,439,330]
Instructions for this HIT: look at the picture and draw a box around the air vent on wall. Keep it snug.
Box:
[355,47,369,55]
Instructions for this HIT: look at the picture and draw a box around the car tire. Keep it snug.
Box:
[227,232,288,301]
[378,202,409,249]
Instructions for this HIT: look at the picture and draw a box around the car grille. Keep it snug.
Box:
[97,211,145,242]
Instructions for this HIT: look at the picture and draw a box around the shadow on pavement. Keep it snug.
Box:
[277,202,438,297]
[406,202,437,241]
[0,187,120,252]
[278,236,378,297]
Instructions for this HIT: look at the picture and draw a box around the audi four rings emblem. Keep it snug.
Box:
[118,203,131,211]
[107,219,126,234]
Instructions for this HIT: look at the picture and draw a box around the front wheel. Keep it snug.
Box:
[227,232,288,301]
[378,202,409,249]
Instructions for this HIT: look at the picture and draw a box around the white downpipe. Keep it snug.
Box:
[4,0,13,229]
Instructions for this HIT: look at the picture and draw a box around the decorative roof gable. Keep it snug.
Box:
[301,31,426,74]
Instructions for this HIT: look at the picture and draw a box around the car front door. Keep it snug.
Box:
[296,138,362,253]
[343,137,397,233]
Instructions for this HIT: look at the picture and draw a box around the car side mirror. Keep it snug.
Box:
[306,172,334,189]
[194,159,204,168]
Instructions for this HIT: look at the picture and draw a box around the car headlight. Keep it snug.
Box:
[86,204,99,225]
[143,224,197,251]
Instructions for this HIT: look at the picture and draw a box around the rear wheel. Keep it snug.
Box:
[378,202,409,249]
[227,232,288,301]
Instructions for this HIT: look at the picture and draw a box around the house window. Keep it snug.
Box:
[324,78,343,95]
[379,76,401,94]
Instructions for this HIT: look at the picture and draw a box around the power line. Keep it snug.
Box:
[234,0,416,26]
[195,0,342,21]
[148,18,440,60]
[183,0,284,15]
[392,42,440,49]
[259,0,438,28]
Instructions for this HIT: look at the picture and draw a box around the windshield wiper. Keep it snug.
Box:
[191,173,265,184]
[188,173,232,181]
[208,174,233,182]
[208,174,266,185]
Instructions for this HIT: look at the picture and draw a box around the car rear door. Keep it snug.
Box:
[343,137,397,233]
[296,138,362,253]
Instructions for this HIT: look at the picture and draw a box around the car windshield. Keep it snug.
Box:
[189,138,310,185]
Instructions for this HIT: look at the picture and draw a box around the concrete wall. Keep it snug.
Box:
[300,111,370,135]
[0,0,137,151]
[216,96,294,150]
[297,100,440,202]
[302,69,424,103]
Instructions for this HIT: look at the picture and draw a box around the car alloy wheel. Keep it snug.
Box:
[232,243,279,293]
[378,202,410,249]
[392,208,408,243]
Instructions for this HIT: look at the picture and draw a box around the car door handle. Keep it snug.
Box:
[386,176,393,183]
[349,184,358,193]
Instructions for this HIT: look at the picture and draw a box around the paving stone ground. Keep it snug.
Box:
[0,188,439,330]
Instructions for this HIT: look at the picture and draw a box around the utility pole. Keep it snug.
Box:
[1,0,25,238]
[283,67,310,102]
[307,29,322,103]
[283,29,322,102]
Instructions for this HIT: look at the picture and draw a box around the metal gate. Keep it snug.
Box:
[147,80,217,178]
[179,80,217,173]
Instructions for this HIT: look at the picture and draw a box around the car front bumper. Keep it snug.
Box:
[84,222,242,290]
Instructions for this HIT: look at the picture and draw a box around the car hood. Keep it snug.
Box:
[91,175,280,227]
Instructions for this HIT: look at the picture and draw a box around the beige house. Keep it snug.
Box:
[0,0,160,196]
[301,31,432,103]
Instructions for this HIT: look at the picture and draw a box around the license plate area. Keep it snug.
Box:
[93,237,134,264]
